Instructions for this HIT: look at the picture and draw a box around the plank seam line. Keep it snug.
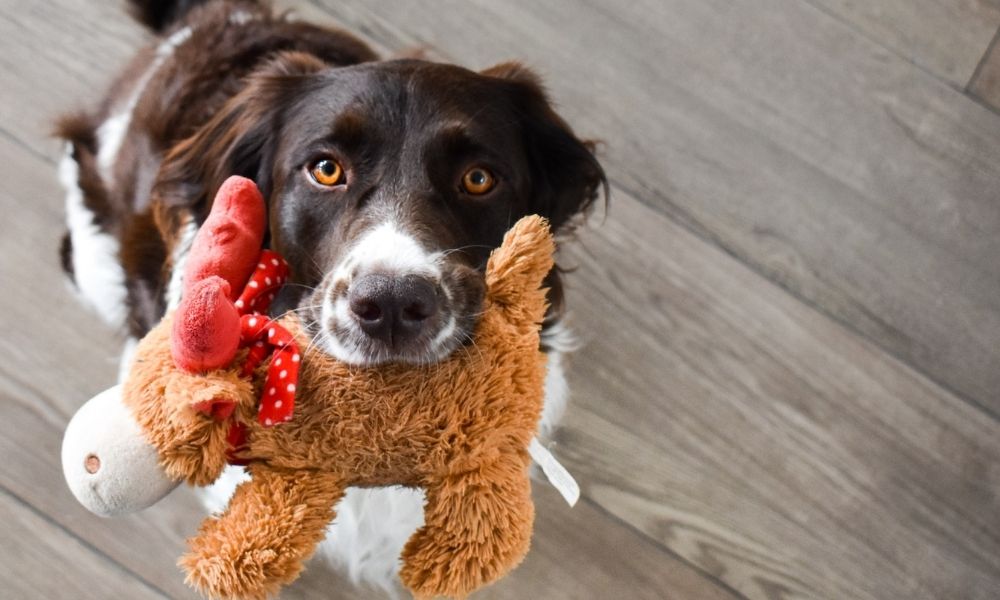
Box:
[0,483,172,600]
[580,495,751,600]
[964,86,1000,117]
[798,0,991,93]
[967,25,1000,93]
[0,125,52,164]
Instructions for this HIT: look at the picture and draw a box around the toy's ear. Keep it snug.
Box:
[153,51,327,213]
[485,215,555,326]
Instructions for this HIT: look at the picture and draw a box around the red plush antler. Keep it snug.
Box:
[169,176,300,428]
[171,177,267,372]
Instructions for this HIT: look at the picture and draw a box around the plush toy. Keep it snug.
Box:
[62,176,558,600]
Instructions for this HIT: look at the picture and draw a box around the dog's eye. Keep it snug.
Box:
[461,167,495,195]
[308,159,344,187]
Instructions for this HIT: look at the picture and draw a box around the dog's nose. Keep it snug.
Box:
[348,274,439,345]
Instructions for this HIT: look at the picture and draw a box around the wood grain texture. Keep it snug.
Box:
[969,27,1000,110]
[0,489,165,600]
[807,0,1000,85]
[0,0,147,160]
[313,0,1000,418]
[555,190,1000,599]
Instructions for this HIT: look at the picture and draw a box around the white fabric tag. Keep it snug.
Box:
[529,437,580,507]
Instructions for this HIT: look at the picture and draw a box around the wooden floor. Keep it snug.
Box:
[1,0,999,598]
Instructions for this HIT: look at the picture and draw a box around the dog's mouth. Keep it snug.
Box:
[274,226,488,365]
[296,222,486,366]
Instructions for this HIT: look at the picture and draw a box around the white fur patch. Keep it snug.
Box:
[94,112,130,184]
[165,216,198,312]
[199,464,250,512]
[117,337,139,384]
[97,26,194,183]
[319,222,445,364]
[539,348,569,439]
[227,10,255,25]
[538,320,576,440]
[158,25,194,57]
[318,299,370,365]
[333,222,440,284]
[540,318,580,355]
[59,145,129,330]
[319,487,426,597]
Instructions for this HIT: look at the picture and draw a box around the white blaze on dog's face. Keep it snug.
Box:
[317,220,461,365]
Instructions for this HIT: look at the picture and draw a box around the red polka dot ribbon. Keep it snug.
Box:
[234,250,300,428]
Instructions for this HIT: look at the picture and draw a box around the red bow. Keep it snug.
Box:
[233,249,300,427]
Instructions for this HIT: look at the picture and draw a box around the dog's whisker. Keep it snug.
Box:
[432,245,495,265]
[274,304,324,319]
[280,282,320,293]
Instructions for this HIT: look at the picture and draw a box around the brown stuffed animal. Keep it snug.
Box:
[73,199,555,599]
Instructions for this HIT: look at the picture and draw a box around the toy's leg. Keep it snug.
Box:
[181,467,344,600]
[400,458,534,599]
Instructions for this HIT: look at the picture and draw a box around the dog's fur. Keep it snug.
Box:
[58,0,603,593]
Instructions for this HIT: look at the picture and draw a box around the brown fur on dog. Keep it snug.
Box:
[121,215,555,599]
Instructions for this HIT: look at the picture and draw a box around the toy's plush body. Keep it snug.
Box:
[62,177,555,600]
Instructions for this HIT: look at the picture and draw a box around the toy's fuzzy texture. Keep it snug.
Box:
[120,213,555,599]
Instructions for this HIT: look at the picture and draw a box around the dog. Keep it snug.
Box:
[57,0,605,593]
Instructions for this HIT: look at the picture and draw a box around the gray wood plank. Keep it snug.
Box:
[554,190,1000,599]
[0,0,147,161]
[313,0,1000,418]
[0,488,165,600]
[483,487,735,600]
[969,28,1000,111]
[807,0,1000,85]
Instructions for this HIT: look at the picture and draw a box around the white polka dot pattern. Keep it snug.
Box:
[232,249,299,428]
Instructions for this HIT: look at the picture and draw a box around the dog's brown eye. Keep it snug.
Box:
[308,159,344,187]
[461,167,495,195]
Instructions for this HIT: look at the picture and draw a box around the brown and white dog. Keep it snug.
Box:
[57,0,604,592]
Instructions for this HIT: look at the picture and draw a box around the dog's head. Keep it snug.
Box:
[156,53,605,365]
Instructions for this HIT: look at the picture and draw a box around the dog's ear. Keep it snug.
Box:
[481,61,607,233]
[154,52,327,213]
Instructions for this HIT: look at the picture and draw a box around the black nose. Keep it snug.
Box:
[348,274,440,346]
